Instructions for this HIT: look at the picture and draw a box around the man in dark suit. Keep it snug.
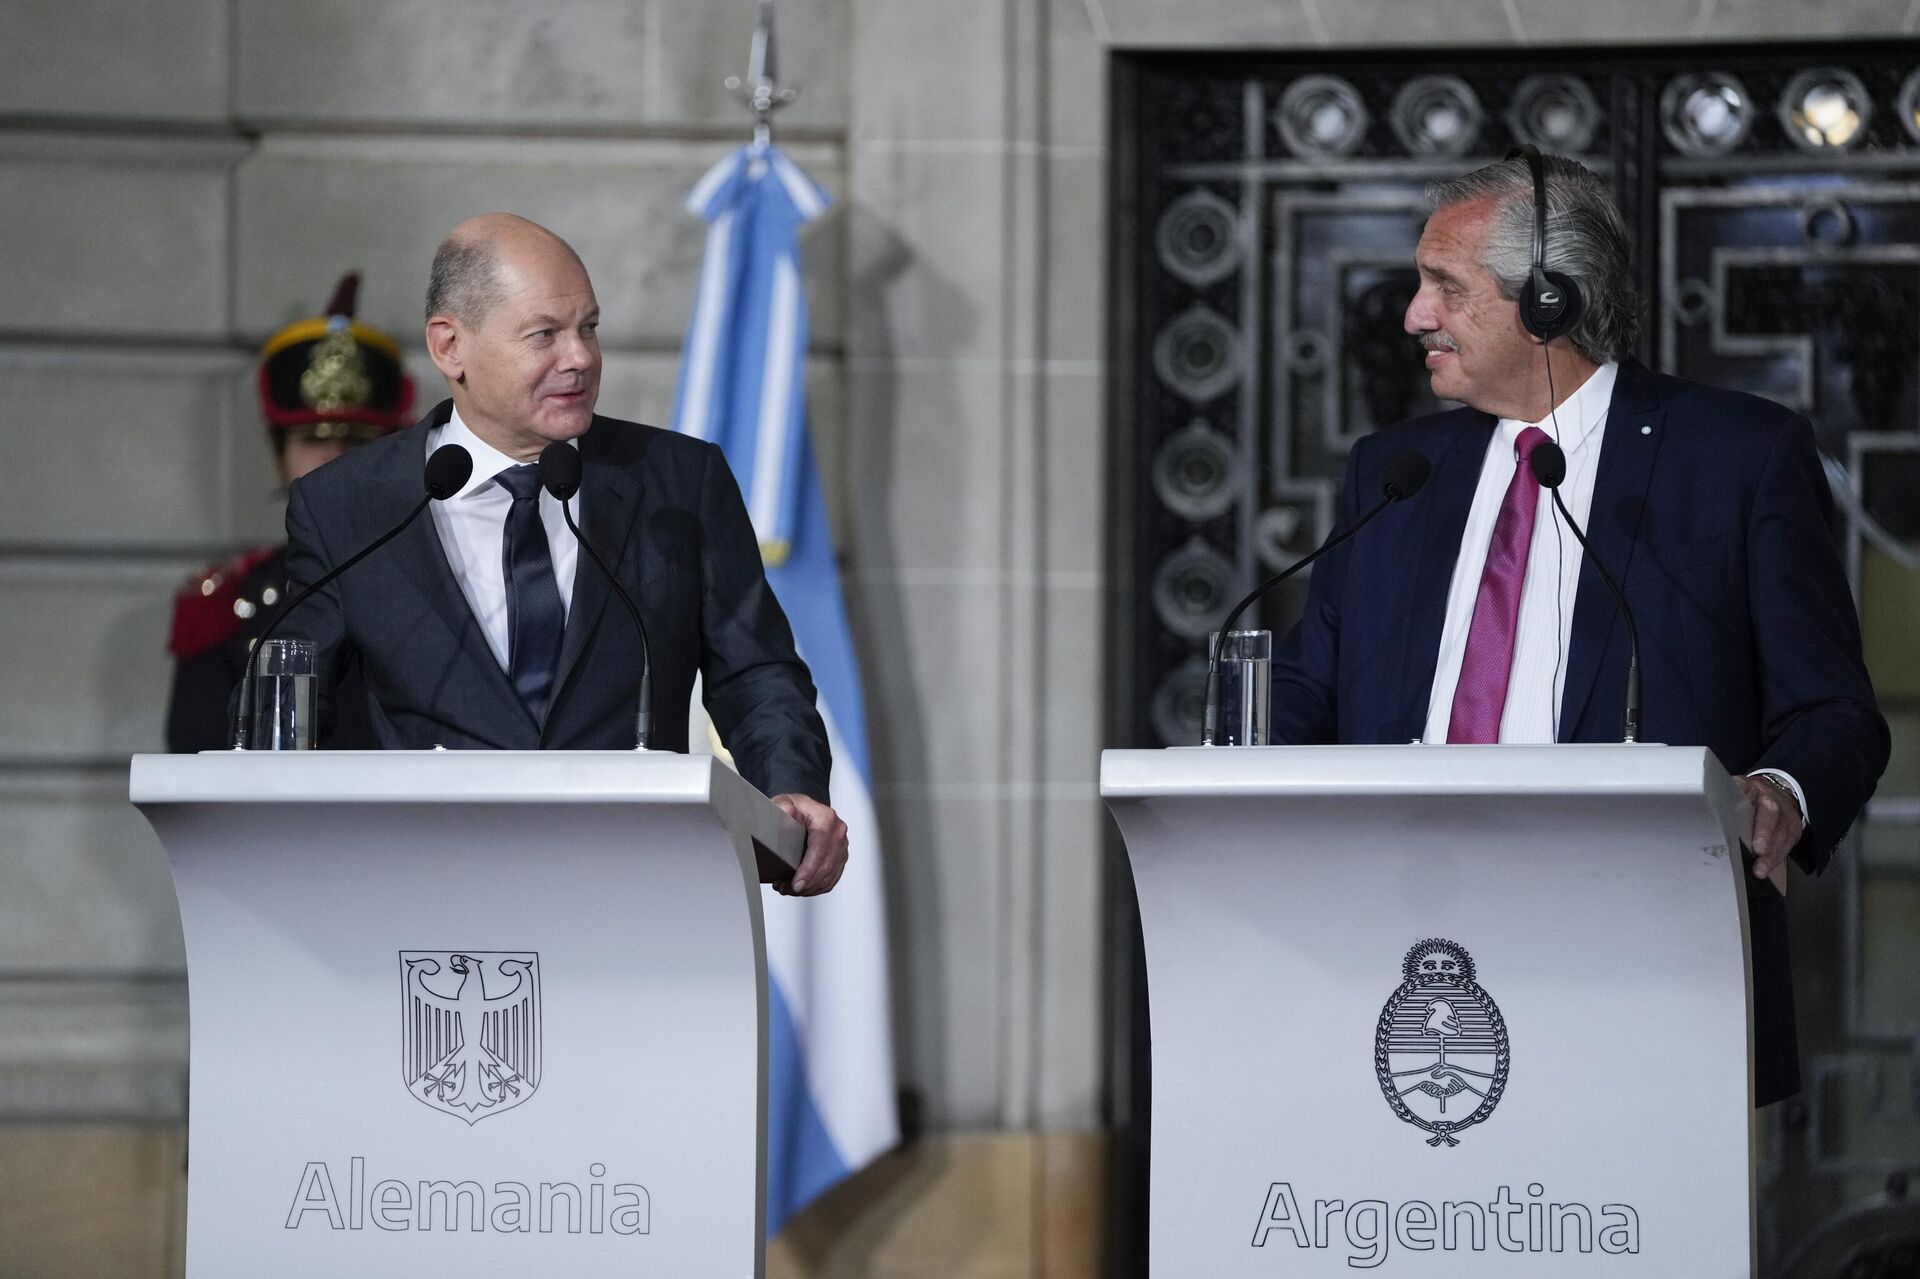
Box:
[1271,152,1889,1104]
[285,213,847,896]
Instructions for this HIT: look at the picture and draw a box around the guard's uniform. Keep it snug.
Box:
[163,272,411,751]
[165,545,382,751]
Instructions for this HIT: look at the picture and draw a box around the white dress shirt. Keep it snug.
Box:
[1422,361,1617,744]
[426,408,580,673]
[1413,362,1807,822]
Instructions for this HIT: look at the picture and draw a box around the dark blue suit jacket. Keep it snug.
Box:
[1273,360,1889,1102]
[284,400,832,804]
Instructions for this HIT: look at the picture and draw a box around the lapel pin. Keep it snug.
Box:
[1640,423,1653,435]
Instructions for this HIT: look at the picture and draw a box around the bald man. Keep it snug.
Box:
[283,214,847,895]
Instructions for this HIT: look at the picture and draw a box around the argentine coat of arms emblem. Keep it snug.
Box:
[1374,939,1509,1147]
[400,951,542,1125]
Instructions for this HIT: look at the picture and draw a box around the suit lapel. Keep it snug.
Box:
[544,426,644,737]
[1557,361,1667,741]
[1397,412,1497,737]
[379,406,537,740]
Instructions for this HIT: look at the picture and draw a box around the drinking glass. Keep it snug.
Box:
[1206,629,1271,746]
[247,638,315,751]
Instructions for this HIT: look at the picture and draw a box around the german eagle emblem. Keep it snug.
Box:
[1374,939,1509,1147]
[401,951,541,1124]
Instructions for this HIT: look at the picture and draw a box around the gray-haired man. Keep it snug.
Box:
[1268,152,1888,1104]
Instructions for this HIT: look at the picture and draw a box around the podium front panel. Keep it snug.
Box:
[1104,745,1754,1277]
[133,752,775,1279]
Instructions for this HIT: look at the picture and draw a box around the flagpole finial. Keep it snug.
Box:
[724,0,799,148]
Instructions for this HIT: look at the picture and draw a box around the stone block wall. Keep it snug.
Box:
[0,0,1115,1178]
[0,0,862,1157]
[842,0,1108,1135]
[1,0,1116,1199]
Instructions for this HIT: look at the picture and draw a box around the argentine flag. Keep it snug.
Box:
[672,143,900,1234]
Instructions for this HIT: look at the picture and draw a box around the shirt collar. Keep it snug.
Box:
[1497,360,1619,455]
[429,407,583,500]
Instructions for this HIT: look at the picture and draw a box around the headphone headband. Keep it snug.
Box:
[1506,144,1549,276]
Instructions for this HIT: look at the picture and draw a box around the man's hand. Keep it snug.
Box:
[1735,774,1805,884]
[769,793,848,897]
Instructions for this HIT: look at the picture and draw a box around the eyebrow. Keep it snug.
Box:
[522,310,601,329]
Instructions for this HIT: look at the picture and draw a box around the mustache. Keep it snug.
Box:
[1419,334,1458,354]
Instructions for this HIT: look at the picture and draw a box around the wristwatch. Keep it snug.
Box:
[1751,772,1804,820]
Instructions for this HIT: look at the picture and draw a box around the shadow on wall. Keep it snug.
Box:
[841,198,980,1134]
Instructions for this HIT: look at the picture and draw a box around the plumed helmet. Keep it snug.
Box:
[256,272,415,441]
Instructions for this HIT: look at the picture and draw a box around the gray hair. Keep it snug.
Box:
[424,235,506,326]
[1424,154,1640,365]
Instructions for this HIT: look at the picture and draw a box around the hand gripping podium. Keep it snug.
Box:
[1102,744,1760,1277]
[129,751,802,1279]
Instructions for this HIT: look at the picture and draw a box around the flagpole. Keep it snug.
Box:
[725,0,799,149]
[680,8,901,1235]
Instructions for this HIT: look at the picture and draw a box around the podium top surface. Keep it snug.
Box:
[130,750,736,806]
[1101,743,1725,799]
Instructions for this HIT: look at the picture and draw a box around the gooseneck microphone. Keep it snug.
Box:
[1529,440,1642,744]
[538,442,655,751]
[230,443,473,748]
[1201,448,1433,745]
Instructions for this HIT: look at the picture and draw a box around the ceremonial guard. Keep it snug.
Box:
[164,274,415,751]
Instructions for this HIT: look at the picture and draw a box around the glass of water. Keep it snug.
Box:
[247,638,316,751]
[1205,629,1271,746]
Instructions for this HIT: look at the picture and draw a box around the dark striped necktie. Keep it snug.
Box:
[495,464,565,723]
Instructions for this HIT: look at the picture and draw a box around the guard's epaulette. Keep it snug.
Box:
[167,544,281,660]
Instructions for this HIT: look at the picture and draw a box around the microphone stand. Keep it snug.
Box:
[229,443,471,749]
[1201,492,1394,746]
[229,495,432,749]
[559,500,653,751]
[1545,486,1642,744]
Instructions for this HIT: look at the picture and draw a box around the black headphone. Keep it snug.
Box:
[1507,144,1585,342]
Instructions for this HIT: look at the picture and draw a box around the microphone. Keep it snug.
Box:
[1201,448,1432,745]
[1529,440,1642,743]
[231,443,473,748]
[538,442,655,751]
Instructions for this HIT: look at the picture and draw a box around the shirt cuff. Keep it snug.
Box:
[1749,768,1809,827]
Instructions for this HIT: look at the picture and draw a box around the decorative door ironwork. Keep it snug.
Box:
[1113,43,1920,1276]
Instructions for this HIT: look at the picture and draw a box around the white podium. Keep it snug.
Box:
[130,751,802,1279]
[1102,744,1758,1277]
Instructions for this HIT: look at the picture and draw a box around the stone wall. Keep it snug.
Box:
[0,3,862,1258]
[0,0,1107,1159]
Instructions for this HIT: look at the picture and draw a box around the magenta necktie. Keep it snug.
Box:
[1447,426,1551,744]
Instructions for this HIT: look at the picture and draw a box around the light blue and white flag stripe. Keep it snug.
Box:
[675,145,828,560]
[672,143,899,1236]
